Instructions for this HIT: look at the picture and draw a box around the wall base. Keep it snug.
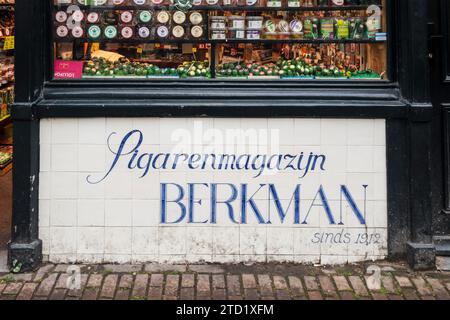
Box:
[8,239,42,273]
[406,242,436,270]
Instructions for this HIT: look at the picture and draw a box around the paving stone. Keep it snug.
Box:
[372,293,388,300]
[387,294,404,300]
[258,274,273,296]
[212,274,225,289]
[35,273,58,297]
[115,289,130,300]
[276,289,291,300]
[318,276,337,296]
[395,276,413,288]
[86,274,103,288]
[273,276,288,290]
[67,274,88,298]
[227,275,241,297]
[288,276,304,296]
[118,274,134,289]
[340,291,356,300]
[242,274,257,289]
[190,265,224,274]
[13,273,33,282]
[181,274,195,288]
[132,274,149,298]
[0,283,5,294]
[421,296,436,300]
[82,288,100,300]
[381,276,397,293]
[147,287,162,300]
[16,283,38,300]
[54,265,71,273]
[103,264,142,273]
[212,288,226,300]
[100,274,118,299]
[50,288,67,300]
[150,274,164,287]
[244,288,259,300]
[425,278,450,299]
[348,276,369,297]
[180,287,195,300]
[197,274,210,295]
[307,291,323,300]
[145,264,187,273]
[228,295,243,300]
[34,264,55,281]
[2,282,23,295]
[411,277,433,296]
[164,274,180,298]
[55,274,69,289]
[402,288,419,300]
[304,276,319,291]
[445,282,450,292]
[333,276,352,291]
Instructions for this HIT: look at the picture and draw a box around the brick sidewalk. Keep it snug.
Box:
[1,261,450,300]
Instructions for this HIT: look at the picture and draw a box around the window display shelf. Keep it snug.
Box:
[54,5,380,12]
[54,38,385,44]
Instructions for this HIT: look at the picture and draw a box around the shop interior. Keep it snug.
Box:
[0,0,14,267]
[53,0,387,80]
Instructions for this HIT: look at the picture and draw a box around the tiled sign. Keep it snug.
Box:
[39,118,387,264]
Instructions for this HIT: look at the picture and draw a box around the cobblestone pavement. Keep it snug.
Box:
[1,261,450,300]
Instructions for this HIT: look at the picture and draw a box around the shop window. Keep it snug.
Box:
[52,0,388,81]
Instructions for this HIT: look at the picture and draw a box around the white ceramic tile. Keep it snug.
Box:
[79,118,106,144]
[39,200,50,227]
[294,119,321,146]
[373,146,387,173]
[105,200,132,226]
[104,227,132,254]
[104,172,132,199]
[40,119,52,144]
[77,199,104,226]
[78,172,105,199]
[293,228,321,255]
[158,226,186,255]
[50,200,77,226]
[132,200,160,226]
[347,146,374,173]
[51,144,78,172]
[49,227,76,254]
[320,119,347,145]
[78,145,106,172]
[321,146,347,174]
[39,227,50,255]
[160,118,189,145]
[374,120,386,146]
[52,119,78,144]
[39,172,51,200]
[40,144,51,172]
[132,118,160,145]
[132,227,158,255]
[213,227,239,255]
[268,119,295,146]
[77,227,105,254]
[267,227,294,255]
[239,227,266,255]
[186,227,213,254]
[51,172,78,199]
[347,119,375,146]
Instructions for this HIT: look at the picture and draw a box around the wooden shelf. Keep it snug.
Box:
[54,4,380,12]
[0,161,12,176]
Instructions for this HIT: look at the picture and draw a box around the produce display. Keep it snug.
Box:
[53,0,388,80]
[217,57,380,79]
[0,146,12,168]
[83,57,211,78]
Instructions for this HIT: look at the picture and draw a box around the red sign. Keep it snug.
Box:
[54,60,83,79]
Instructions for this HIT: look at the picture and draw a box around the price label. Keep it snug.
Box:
[192,47,197,53]
[137,47,143,54]
[3,36,14,51]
